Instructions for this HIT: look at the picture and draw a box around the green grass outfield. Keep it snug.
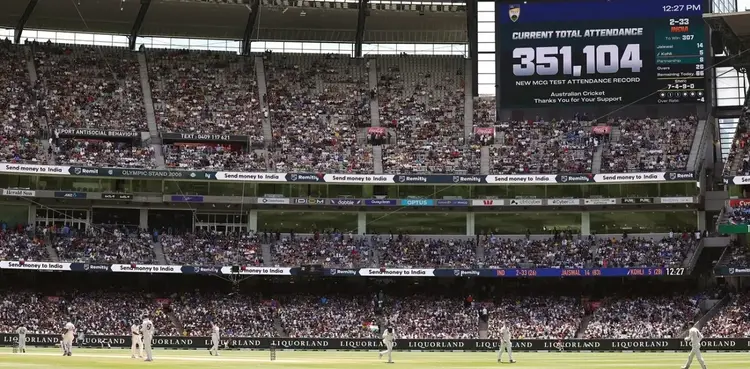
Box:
[1,349,748,369]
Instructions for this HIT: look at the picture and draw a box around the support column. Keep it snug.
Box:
[27,204,36,225]
[358,212,366,235]
[139,208,148,230]
[249,210,258,233]
[466,212,475,236]
[581,212,591,236]
[697,211,706,232]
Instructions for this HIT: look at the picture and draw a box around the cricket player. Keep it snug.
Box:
[378,328,395,363]
[61,322,76,356]
[16,325,27,353]
[209,322,220,356]
[682,326,707,369]
[141,316,155,362]
[497,323,516,363]
[131,322,143,359]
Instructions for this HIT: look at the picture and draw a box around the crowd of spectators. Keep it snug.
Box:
[593,235,695,268]
[390,298,477,339]
[482,236,594,269]
[473,97,496,127]
[0,291,165,336]
[265,53,372,173]
[52,228,155,263]
[601,117,696,173]
[491,119,595,174]
[34,43,146,132]
[584,296,698,338]
[52,137,155,168]
[163,143,267,171]
[160,231,263,266]
[726,201,750,226]
[378,55,476,174]
[148,50,263,140]
[0,230,48,261]
[278,295,375,338]
[170,292,276,337]
[482,235,694,269]
[702,293,750,337]
[378,238,477,268]
[489,297,582,339]
[271,236,373,267]
[0,40,47,164]
[726,127,750,176]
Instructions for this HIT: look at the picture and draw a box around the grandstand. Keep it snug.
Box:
[1,0,750,368]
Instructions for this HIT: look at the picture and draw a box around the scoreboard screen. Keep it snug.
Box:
[496,0,708,107]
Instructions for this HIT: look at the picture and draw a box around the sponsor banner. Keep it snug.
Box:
[0,163,69,175]
[81,264,112,272]
[622,198,654,204]
[0,262,683,278]
[395,175,486,184]
[330,199,362,206]
[0,162,698,184]
[170,195,204,203]
[259,197,290,205]
[474,127,495,135]
[359,268,436,277]
[71,167,217,180]
[660,197,694,204]
[2,189,36,196]
[56,129,139,139]
[216,172,284,182]
[0,261,72,271]
[584,198,617,205]
[471,199,504,206]
[1,335,747,352]
[594,172,695,183]
[102,193,133,200]
[436,199,469,206]
[219,266,293,276]
[718,224,750,234]
[715,267,750,276]
[162,133,249,143]
[399,199,434,206]
[591,126,612,135]
[508,199,543,206]
[294,198,326,205]
[54,191,87,199]
[729,199,750,207]
[486,174,559,184]
[365,199,398,206]
[110,264,183,274]
[367,127,386,135]
[547,198,581,206]
[324,268,360,276]
[725,176,750,185]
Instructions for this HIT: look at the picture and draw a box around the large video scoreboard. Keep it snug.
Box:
[496,0,708,107]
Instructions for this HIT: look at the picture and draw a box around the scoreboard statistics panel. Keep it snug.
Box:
[496,0,708,108]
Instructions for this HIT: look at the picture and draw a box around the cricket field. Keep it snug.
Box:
[1,349,748,368]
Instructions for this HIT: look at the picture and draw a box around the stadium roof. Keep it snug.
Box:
[704,11,750,70]
[0,0,467,43]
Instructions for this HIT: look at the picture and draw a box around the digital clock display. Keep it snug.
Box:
[496,0,707,107]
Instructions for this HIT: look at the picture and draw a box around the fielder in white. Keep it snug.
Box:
[209,322,220,356]
[61,322,75,356]
[131,322,144,359]
[16,326,27,353]
[141,317,155,362]
[497,323,516,363]
[378,328,395,363]
[682,326,707,369]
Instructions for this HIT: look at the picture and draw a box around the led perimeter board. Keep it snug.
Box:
[496,0,708,107]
